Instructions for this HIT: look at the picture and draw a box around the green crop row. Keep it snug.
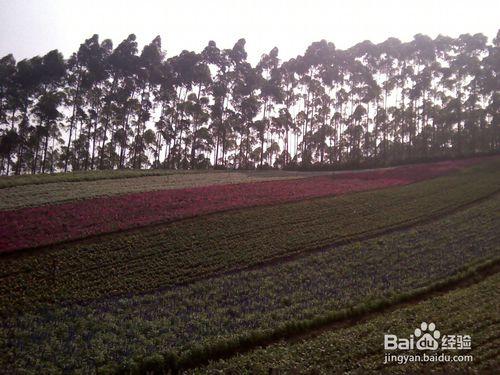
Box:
[0,168,185,189]
[1,195,498,373]
[191,271,500,374]
[0,168,330,190]
[1,161,499,311]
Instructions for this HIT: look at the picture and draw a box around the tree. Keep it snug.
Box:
[1,31,498,175]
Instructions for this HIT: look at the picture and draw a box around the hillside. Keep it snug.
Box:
[0,156,499,373]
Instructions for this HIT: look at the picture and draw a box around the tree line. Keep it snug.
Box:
[0,31,499,175]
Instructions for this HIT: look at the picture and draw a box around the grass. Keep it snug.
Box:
[1,160,499,310]
[0,194,498,373]
[190,271,500,374]
[0,168,183,189]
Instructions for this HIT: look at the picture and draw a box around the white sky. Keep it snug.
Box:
[0,0,499,64]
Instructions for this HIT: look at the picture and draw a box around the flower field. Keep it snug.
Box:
[1,160,499,310]
[0,157,499,374]
[0,169,331,210]
[1,188,498,373]
[0,157,488,253]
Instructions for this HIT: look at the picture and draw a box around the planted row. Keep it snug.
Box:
[1,196,498,373]
[0,169,327,210]
[192,272,500,374]
[0,157,488,253]
[0,168,184,189]
[1,160,499,309]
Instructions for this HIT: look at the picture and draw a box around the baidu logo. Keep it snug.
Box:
[383,321,473,365]
[384,321,471,351]
[414,322,440,350]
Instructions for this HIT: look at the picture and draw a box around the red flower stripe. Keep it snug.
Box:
[0,158,485,254]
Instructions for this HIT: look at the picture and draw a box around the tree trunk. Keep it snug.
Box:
[41,131,49,174]
[64,71,82,172]
[99,75,117,169]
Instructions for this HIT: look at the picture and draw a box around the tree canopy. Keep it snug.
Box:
[0,31,499,174]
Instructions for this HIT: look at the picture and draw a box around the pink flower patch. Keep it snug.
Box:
[0,157,488,253]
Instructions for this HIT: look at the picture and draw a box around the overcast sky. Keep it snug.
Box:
[0,0,498,64]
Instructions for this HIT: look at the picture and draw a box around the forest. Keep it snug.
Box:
[0,31,498,175]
